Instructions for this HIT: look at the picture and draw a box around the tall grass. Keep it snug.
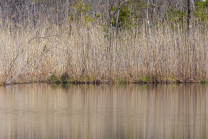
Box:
[0,19,208,84]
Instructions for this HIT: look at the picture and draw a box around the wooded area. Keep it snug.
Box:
[0,0,207,30]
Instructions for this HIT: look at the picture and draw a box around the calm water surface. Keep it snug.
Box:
[0,84,208,139]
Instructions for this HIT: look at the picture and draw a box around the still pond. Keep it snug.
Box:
[0,84,207,139]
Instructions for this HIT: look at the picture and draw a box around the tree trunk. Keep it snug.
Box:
[191,0,195,9]
[147,0,152,38]
[187,0,191,35]
[32,2,36,29]
[66,0,69,19]
[151,0,156,28]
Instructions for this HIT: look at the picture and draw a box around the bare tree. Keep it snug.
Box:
[147,0,152,38]
[115,0,128,36]
[187,0,191,35]
[151,0,156,27]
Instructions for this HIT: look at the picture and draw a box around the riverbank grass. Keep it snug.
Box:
[0,19,208,84]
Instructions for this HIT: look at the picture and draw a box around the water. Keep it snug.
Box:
[0,84,208,139]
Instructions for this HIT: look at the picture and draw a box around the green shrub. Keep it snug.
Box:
[116,77,127,84]
[138,75,150,82]
[51,74,60,83]
[194,0,208,21]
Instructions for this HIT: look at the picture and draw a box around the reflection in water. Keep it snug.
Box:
[0,84,208,139]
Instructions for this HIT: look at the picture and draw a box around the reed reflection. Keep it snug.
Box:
[0,84,207,139]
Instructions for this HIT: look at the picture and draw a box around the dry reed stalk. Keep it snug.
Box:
[0,20,207,84]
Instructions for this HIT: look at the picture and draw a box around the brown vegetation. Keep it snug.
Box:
[0,18,208,84]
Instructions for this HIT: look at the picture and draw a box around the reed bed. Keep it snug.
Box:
[0,20,208,84]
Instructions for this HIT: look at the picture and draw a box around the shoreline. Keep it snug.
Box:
[0,79,207,86]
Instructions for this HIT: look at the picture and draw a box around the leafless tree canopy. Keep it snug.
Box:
[0,0,205,28]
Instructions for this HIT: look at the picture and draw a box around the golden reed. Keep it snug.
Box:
[0,20,207,84]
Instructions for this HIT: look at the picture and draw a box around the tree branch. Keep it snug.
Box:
[8,45,53,84]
